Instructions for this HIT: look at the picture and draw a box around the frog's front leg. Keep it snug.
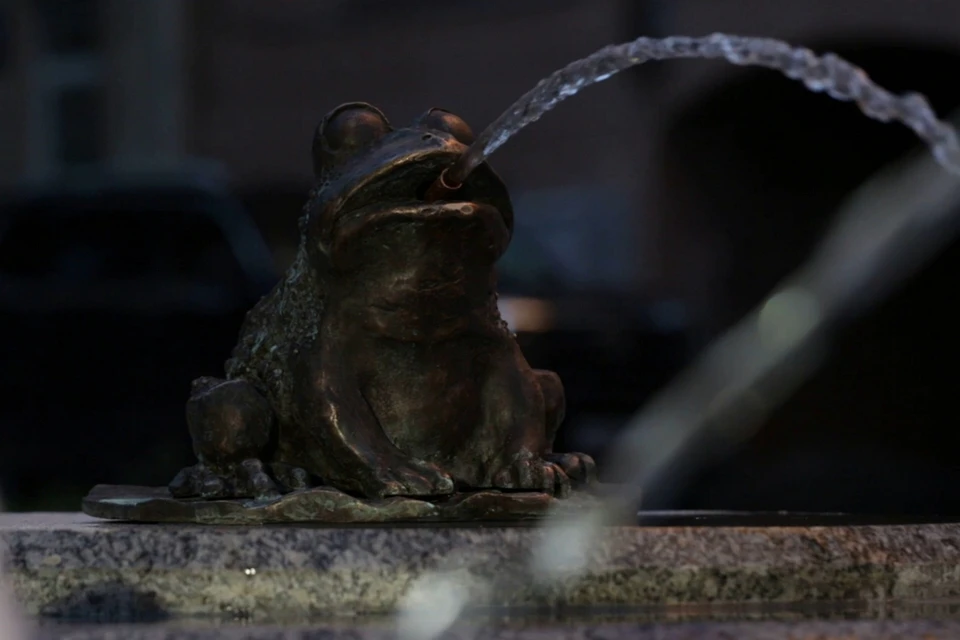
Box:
[291,341,455,499]
[479,344,596,496]
[169,377,312,500]
[535,369,597,485]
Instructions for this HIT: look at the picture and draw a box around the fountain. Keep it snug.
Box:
[3,32,960,639]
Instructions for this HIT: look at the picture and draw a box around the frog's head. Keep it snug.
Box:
[303,102,513,267]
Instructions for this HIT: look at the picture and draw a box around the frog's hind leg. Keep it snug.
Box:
[169,376,310,499]
[185,376,273,463]
[534,369,597,486]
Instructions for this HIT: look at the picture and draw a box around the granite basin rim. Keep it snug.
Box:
[5,512,960,621]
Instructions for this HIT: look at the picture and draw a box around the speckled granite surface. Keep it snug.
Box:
[3,513,960,621]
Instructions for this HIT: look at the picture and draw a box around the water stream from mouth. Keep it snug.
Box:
[438,33,960,190]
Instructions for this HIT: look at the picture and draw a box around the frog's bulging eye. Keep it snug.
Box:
[416,108,475,145]
[322,103,392,150]
[314,103,392,176]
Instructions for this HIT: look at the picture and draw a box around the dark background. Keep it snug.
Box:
[2,0,960,514]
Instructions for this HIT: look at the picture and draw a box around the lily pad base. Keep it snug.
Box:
[81,484,579,525]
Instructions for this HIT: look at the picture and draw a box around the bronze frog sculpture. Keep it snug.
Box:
[166,103,596,505]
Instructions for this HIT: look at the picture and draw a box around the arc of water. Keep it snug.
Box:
[439,33,960,189]
[400,33,960,640]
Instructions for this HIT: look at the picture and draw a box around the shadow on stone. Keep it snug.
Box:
[39,580,169,623]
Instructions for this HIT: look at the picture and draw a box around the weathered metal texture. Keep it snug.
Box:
[85,104,596,523]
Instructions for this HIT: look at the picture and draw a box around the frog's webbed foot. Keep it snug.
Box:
[493,455,571,498]
[544,451,597,487]
[359,456,455,499]
[169,459,312,500]
[324,445,455,499]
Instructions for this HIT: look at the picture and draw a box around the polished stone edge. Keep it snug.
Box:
[5,513,960,620]
[31,619,960,640]
[80,484,572,525]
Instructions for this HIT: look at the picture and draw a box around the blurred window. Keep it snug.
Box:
[30,0,105,175]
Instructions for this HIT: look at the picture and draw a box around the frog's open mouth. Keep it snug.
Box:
[329,152,514,239]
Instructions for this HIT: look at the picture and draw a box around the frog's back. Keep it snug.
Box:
[225,246,324,421]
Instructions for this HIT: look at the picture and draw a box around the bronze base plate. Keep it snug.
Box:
[80,484,591,525]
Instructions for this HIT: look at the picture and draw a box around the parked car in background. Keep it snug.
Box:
[0,169,278,509]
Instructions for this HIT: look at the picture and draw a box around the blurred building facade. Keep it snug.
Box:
[1,0,186,181]
[1,0,959,322]
[0,0,648,187]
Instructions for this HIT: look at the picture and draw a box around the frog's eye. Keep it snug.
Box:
[416,108,475,145]
[313,102,392,176]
